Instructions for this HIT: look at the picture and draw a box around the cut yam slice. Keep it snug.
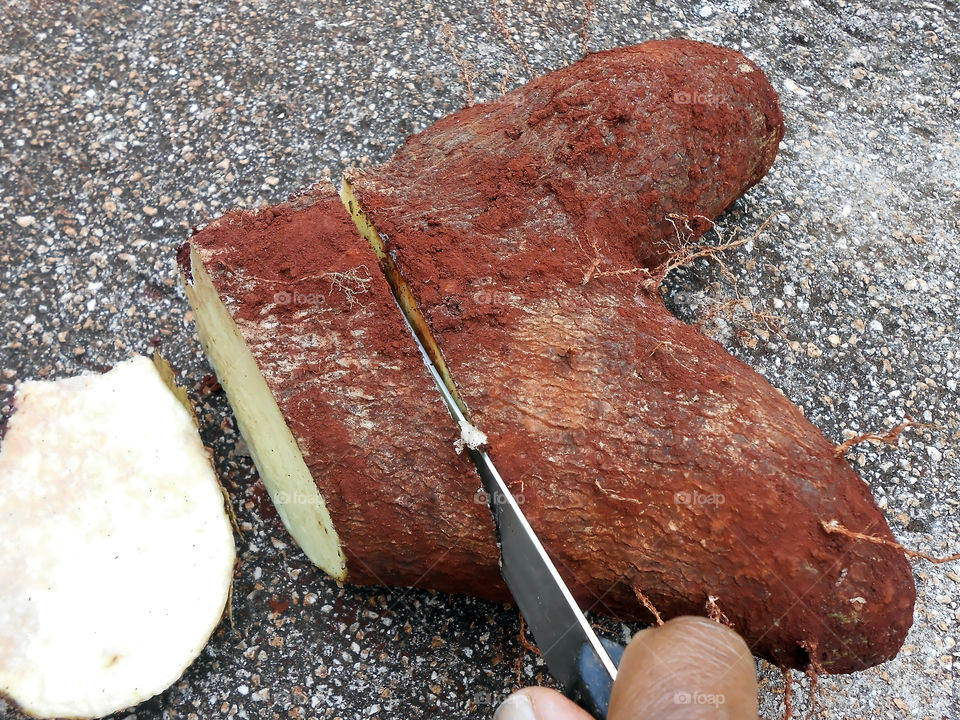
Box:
[180,188,501,595]
[181,233,345,580]
[0,356,236,719]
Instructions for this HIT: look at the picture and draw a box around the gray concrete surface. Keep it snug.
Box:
[1,0,957,718]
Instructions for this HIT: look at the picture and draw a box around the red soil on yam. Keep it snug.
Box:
[189,192,503,594]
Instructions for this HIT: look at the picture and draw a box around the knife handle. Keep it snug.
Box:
[566,637,626,719]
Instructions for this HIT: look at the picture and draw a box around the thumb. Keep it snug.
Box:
[608,616,759,719]
[493,687,594,720]
[491,616,758,720]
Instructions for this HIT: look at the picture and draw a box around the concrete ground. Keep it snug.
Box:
[1,1,957,718]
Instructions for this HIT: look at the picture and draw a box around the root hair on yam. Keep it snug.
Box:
[231,264,373,308]
[777,647,824,720]
[578,233,652,286]
[656,211,778,290]
[696,295,787,339]
[578,212,779,302]
[705,594,734,628]
[663,212,787,341]
[512,615,541,689]
[632,586,664,626]
[491,0,533,76]
[497,70,514,97]
[517,614,542,657]
[579,0,595,56]
[833,417,935,457]
[593,479,644,507]
[646,339,695,373]
[321,265,373,307]
[779,665,794,720]
[439,24,476,107]
[800,641,824,720]
[821,520,960,563]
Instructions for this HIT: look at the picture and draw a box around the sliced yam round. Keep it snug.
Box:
[0,355,236,719]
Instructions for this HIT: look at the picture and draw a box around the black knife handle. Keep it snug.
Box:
[566,637,627,719]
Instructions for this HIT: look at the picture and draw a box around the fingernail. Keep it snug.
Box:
[493,692,537,720]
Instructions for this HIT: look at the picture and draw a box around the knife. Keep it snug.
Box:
[399,310,626,719]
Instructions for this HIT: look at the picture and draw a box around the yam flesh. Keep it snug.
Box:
[0,356,236,718]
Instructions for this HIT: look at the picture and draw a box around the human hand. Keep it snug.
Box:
[493,616,759,719]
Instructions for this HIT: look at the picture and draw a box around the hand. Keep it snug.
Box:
[493,616,759,719]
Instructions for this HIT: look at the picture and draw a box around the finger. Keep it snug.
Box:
[493,687,595,720]
[608,616,759,720]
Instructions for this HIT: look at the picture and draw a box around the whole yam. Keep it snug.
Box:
[348,39,915,673]
[184,39,915,676]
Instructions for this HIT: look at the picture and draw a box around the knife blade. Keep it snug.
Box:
[397,307,623,718]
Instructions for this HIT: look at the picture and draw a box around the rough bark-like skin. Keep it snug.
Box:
[354,39,784,302]
[189,189,503,594]
[350,40,915,673]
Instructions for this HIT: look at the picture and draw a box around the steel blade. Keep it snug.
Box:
[466,444,618,687]
[399,307,618,687]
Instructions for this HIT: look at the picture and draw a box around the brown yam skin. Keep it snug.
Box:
[355,38,784,298]
[351,39,915,673]
[189,188,504,595]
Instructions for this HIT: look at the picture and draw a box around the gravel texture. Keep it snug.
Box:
[1,1,957,719]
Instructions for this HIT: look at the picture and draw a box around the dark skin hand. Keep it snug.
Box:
[493,616,760,719]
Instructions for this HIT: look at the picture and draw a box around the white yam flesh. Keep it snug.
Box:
[0,356,236,719]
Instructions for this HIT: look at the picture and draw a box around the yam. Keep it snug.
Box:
[181,40,915,674]
[0,356,236,718]
[180,193,502,593]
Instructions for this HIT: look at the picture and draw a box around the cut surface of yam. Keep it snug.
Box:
[0,356,236,719]
[180,188,501,594]
[181,235,346,580]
